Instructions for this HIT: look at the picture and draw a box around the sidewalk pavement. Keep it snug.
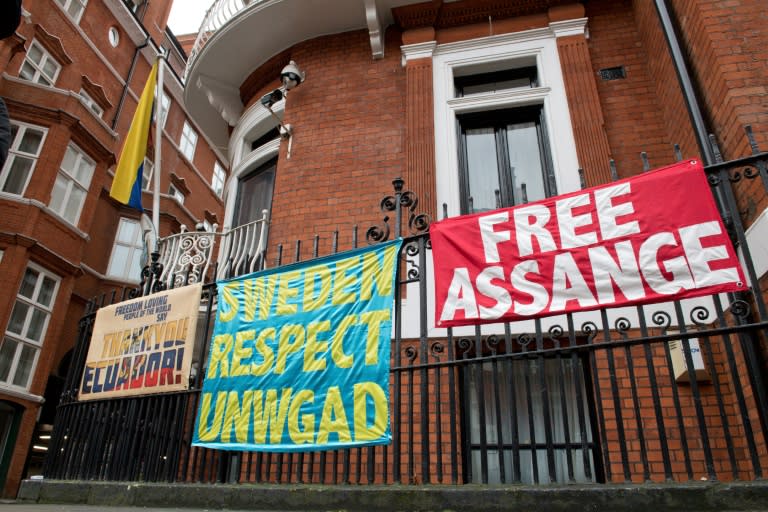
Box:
[1,505,300,512]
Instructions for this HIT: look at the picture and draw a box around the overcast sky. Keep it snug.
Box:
[168,0,213,35]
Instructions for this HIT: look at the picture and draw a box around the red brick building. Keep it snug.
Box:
[12,0,768,502]
[0,0,226,497]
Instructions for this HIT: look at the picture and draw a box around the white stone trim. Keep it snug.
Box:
[401,41,437,66]
[739,206,768,284]
[432,29,581,218]
[0,386,45,404]
[549,18,588,38]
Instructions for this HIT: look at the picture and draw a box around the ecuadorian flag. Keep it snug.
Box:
[110,61,158,210]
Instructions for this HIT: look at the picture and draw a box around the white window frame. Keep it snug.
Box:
[48,143,95,226]
[79,89,104,118]
[0,263,60,391]
[212,161,226,198]
[55,0,88,24]
[156,90,170,129]
[0,121,47,196]
[225,99,283,232]
[179,121,198,161]
[141,157,154,191]
[422,21,584,218]
[168,184,185,204]
[19,40,62,87]
[106,217,145,281]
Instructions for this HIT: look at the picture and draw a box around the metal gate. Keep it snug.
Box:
[44,128,768,485]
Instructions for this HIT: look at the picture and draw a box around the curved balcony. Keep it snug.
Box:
[183,0,415,154]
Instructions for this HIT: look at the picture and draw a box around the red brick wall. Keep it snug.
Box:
[585,0,680,176]
[243,30,407,264]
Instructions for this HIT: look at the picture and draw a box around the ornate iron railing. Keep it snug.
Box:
[156,210,269,288]
[46,128,768,486]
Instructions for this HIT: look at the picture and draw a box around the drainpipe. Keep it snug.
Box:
[111,36,151,130]
[652,0,715,165]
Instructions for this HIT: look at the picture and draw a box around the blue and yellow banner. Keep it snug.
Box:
[192,239,402,452]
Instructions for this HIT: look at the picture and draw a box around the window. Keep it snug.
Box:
[155,90,170,129]
[427,28,582,218]
[0,264,60,390]
[168,184,185,204]
[0,122,46,196]
[234,157,276,228]
[49,143,95,225]
[107,218,144,281]
[180,122,198,161]
[465,357,596,484]
[55,0,88,23]
[141,158,153,191]
[455,66,538,97]
[108,27,120,47]
[125,0,144,13]
[79,89,104,118]
[19,41,62,86]
[457,105,555,214]
[212,162,226,197]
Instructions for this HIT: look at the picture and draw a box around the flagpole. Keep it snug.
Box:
[152,51,165,251]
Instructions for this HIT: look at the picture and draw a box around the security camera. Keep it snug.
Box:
[260,88,283,108]
[280,60,304,91]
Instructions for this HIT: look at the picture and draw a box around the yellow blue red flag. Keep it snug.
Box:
[110,61,158,210]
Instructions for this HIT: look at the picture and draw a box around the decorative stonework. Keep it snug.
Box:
[196,73,243,127]
[393,0,571,30]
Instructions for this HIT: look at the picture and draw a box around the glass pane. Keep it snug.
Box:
[129,248,143,280]
[74,157,94,184]
[49,174,69,214]
[36,75,53,87]
[465,127,500,213]
[7,302,29,335]
[19,128,44,154]
[235,161,275,227]
[463,78,532,96]
[38,276,57,307]
[26,308,47,342]
[506,121,546,204]
[19,62,36,81]
[67,3,82,19]
[19,268,38,298]
[108,245,130,277]
[61,146,77,174]
[64,186,85,223]
[42,59,57,78]
[2,157,33,194]
[117,219,139,244]
[0,339,18,382]
[12,344,36,387]
[28,45,43,64]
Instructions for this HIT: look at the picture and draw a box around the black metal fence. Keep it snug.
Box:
[45,129,768,485]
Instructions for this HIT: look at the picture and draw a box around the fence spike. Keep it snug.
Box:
[578,168,585,190]
[745,125,760,155]
[708,134,724,163]
[674,144,683,162]
[609,159,619,181]
[641,152,650,171]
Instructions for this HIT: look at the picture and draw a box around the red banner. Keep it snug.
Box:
[430,160,745,328]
